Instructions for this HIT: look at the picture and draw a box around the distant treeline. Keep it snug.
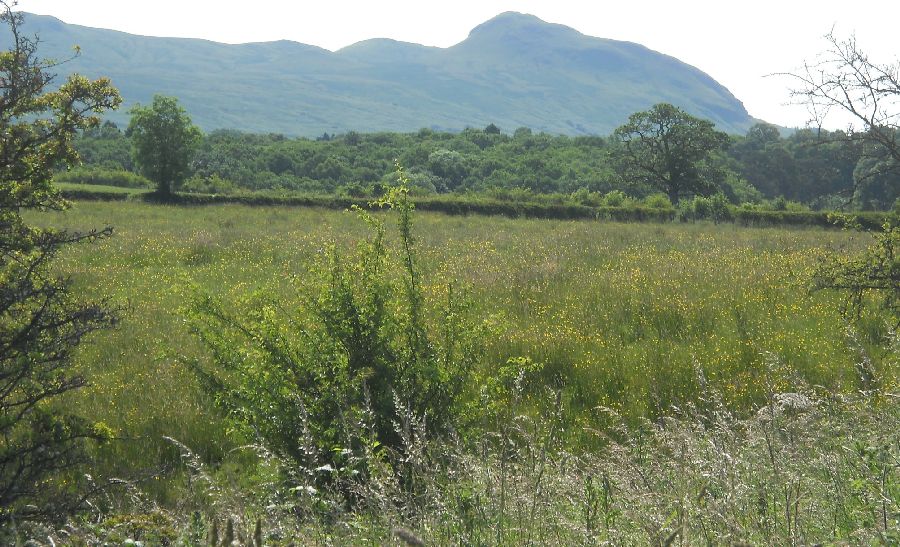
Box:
[68,121,898,211]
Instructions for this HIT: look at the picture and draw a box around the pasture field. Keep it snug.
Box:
[31,202,891,452]
[24,200,899,542]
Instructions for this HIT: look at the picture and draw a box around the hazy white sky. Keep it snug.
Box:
[12,0,900,129]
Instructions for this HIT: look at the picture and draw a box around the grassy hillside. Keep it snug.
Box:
[10,12,755,136]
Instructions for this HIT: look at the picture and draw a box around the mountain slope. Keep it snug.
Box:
[7,11,755,136]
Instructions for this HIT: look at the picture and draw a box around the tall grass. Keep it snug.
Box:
[24,202,897,500]
[22,377,898,545]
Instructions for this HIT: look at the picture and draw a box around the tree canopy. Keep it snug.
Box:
[611,103,731,203]
[127,95,201,195]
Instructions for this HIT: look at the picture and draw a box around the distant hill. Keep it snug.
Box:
[8,11,756,136]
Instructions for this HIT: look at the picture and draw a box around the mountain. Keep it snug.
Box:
[7,11,755,136]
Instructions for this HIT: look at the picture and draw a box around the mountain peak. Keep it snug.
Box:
[465,12,580,41]
[481,11,546,25]
[457,11,587,52]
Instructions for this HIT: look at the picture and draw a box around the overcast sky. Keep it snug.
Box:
[13,0,900,130]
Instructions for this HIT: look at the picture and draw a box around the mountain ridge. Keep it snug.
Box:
[8,11,755,136]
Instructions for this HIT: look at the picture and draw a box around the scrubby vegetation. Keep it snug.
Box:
[9,193,896,544]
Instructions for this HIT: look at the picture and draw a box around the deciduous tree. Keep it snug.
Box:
[127,94,201,195]
[785,31,900,207]
[611,103,730,203]
[0,1,121,524]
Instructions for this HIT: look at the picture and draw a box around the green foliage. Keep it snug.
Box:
[709,193,732,222]
[682,194,730,223]
[187,165,480,486]
[763,196,810,212]
[127,95,202,195]
[719,170,762,204]
[611,103,731,203]
[732,208,887,230]
[813,224,899,322]
[180,173,237,195]
[642,193,673,209]
[729,124,862,203]
[473,356,545,427]
[602,190,628,207]
[55,166,151,188]
[570,187,604,207]
[853,149,900,210]
[65,114,897,210]
[72,120,133,171]
[0,3,121,525]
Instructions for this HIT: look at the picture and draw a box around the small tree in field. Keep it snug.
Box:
[0,2,121,525]
[127,94,201,195]
[611,103,730,204]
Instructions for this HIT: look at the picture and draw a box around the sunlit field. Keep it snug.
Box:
[22,200,900,542]
[31,203,887,443]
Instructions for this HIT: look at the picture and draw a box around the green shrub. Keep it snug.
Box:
[596,206,676,223]
[181,174,237,194]
[813,223,899,323]
[676,198,695,222]
[55,166,151,188]
[643,193,673,209]
[690,194,731,223]
[692,195,713,219]
[571,187,604,207]
[709,193,732,222]
[63,186,895,229]
[785,200,811,212]
[603,190,628,207]
[335,181,369,198]
[186,165,481,491]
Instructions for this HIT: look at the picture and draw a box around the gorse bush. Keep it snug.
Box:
[187,164,481,490]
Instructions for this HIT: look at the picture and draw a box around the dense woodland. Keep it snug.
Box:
[66,119,899,211]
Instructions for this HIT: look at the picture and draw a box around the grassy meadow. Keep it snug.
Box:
[24,200,898,543]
